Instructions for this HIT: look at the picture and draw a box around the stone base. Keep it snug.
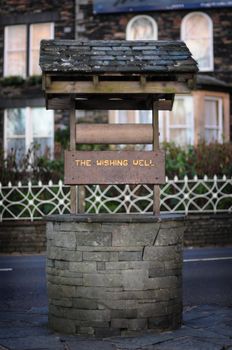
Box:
[46,214,185,337]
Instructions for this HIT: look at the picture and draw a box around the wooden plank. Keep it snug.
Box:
[75,124,153,144]
[46,80,190,95]
[152,104,160,216]
[69,104,77,214]
[47,96,174,111]
[64,150,165,185]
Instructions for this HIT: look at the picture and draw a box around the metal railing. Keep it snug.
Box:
[0,176,231,221]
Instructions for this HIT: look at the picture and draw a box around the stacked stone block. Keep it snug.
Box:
[46,215,185,337]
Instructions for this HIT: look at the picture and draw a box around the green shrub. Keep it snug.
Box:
[163,142,232,178]
[1,142,232,185]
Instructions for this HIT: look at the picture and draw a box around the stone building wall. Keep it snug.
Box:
[75,1,232,136]
[0,0,75,77]
[0,0,76,153]
[75,1,232,84]
[0,221,46,253]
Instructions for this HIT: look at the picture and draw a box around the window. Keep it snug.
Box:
[181,12,213,72]
[117,110,129,124]
[29,23,54,75]
[4,23,54,77]
[204,97,223,143]
[4,108,54,162]
[126,15,158,41]
[160,96,194,146]
[4,25,27,77]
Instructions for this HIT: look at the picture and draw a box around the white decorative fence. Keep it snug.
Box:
[0,176,232,221]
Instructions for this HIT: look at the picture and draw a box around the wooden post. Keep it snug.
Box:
[152,103,160,216]
[69,103,77,214]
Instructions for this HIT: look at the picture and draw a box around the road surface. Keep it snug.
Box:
[0,247,232,311]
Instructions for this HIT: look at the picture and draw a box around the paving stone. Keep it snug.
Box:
[0,336,64,350]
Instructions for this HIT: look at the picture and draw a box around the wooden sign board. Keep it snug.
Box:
[64,150,165,185]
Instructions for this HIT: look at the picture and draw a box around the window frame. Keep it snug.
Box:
[181,11,214,72]
[160,95,194,146]
[204,96,223,143]
[126,14,158,41]
[4,107,54,159]
[29,22,54,76]
[4,22,54,77]
[4,24,27,77]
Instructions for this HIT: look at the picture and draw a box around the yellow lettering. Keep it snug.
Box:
[123,160,128,166]
[96,160,102,166]
[133,159,155,167]
[96,159,128,166]
[75,159,92,166]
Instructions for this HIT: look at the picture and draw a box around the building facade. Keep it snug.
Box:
[76,0,232,147]
[0,0,75,161]
[0,0,231,164]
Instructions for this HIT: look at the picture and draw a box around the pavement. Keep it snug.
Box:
[0,304,232,350]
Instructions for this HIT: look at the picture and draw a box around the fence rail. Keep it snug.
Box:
[0,176,231,221]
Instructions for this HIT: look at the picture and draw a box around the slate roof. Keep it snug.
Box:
[40,40,198,74]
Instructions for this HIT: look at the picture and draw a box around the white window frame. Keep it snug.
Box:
[164,95,194,145]
[4,22,54,77]
[204,96,223,143]
[4,108,54,159]
[29,22,54,76]
[181,12,214,72]
[4,25,27,77]
[126,15,158,40]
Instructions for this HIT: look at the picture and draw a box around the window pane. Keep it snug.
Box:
[30,23,53,75]
[169,128,191,146]
[127,16,157,40]
[32,108,53,137]
[182,13,212,71]
[184,14,209,39]
[170,99,186,125]
[31,108,53,157]
[7,25,26,50]
[185,38,210,70]
[33,137,53,157]
[7,52,27,76]
[205,99,218,126]
[5,25,26,76]
[6,109,26,136]
[117,110,128,123]
[205,129,218,143]
[6,138,26,163]
[170,97,193,126]
[168,96,194,145]
[138,110,152,124]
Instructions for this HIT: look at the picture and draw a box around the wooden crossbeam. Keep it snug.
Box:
[45,80,190,95]
[75,124,154,144]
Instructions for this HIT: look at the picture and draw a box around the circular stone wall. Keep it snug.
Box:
[46,214,185,337]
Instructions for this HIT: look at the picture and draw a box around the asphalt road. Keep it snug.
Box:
[0,247,232,312]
